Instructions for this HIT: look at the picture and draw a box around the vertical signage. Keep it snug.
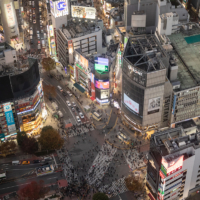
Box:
[3,103,16,132]
[4,3,16,27]
[90,73,95,99]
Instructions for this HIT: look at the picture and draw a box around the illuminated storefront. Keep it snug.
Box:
[47,25,56,55]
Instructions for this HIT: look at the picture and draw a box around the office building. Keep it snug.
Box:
[124,0,189,33]
[122,35,173,133]
[0,58,46,139]
[147,127,200,200]
[56,19,103,67]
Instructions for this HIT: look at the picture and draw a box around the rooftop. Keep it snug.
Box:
[175,119,197,129]
[151,127,200,157]
[123,35,168,73]
[168,25,200,90]
[110,7,124,21]
[59,19,101,39]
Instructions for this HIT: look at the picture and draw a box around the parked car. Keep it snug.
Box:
[79,112,84,119]
[38,43,41,49]
[66,101,71,107]
[67,91,72,96]
[71,106,75,112]
[57,85,63,92]
[33,19,36,24]
[76,116,81,124]
[33,160,40,163]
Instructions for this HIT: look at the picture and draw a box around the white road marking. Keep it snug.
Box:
[0,183,29,190]
[47,177,57,180]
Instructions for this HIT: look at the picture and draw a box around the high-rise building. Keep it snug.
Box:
[122,35,173,133]
[147,127,200,200]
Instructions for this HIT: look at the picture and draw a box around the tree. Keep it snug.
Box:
[0,141,17,157]
[43,84,57,99]
[41,57,56,72]
[38,126,64,150]
[21,137,38,154]
[17,131,27,147]
[125,175,143,192]
[18,180,49,200]
[92,193,109,200]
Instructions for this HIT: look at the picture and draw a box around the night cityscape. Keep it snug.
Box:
[0,0,200,200]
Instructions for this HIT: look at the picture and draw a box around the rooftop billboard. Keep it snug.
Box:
[50,0,68,18]
[71,5,96,19]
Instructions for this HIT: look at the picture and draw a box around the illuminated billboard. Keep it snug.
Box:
[101,89,109,99]
[161,155,183,177]
[95,57,109,72]
[71,5,96,19]
[4,3,16,27]
[148,97,161,114]
[3,103,16,132]
[90,73,95,99]
[124,93,139,114]
[50,0,68,18]
[95,80,109,89]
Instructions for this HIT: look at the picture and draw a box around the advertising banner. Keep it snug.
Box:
[4,3,16,27]
[95,80,109,89]
[101,89,109,99]
[80,54,88,71]
[95,57,109,72]
[3,103,16,132]
[50,0,68,18]
[95,64,109,72]
[172,95,176,115]
[161,155,183,176]
[148,97,161,114]
[124,93,139,114]
[71,6,96,19]
[90,73,95,99]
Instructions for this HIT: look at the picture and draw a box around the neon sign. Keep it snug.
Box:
[57,1,67,11]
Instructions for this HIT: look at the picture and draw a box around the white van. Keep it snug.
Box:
[58,111,63,118]
[42,40,45,47]
[57,86,63,92]
[12,160,20,165]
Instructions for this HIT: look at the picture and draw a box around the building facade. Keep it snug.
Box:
[147,127,200,200]
[0,58,46,139]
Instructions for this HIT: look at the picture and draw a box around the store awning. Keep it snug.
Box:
[90,96,95,101]
[65,123,73,129]
[73,83,85,93]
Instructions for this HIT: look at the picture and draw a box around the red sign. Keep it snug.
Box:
[160,170,166,179]
[162,155,183,176]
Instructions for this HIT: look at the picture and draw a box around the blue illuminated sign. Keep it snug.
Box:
[50,0,53,8]
[57,1,67,11]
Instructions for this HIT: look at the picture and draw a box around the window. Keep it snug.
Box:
[196,179,200,182]
[13,56,15,58]
[196,184,199,187]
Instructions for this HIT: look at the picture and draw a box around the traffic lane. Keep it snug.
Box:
[0,172,63,195]
[42,77,77,124]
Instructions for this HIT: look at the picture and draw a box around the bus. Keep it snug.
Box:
[92,112,102,121]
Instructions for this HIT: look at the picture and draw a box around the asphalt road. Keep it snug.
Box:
[42,72,88,125]
[0,171,63,195]
[23,0,47,53]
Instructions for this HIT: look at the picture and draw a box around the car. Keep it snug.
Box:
[71,106,75,112]
[57,85,63,92]
[37,30,40,34]
[33,14,36,19]
[39,7,42,13]
[33,160,40,163]
[30,17,32,22]
[29,1,32,6]
[33,10,35,14]
[30,39,34,44]
[66,91,72,97]
[62,91,67,96]
[38,44,41,49]
[72,102,76,107]
[30,13,32,18]
[33,19,36,24]
[66,101,71,107]
[76,107,80,112]
[76,116,81,123]
[39,15,42,20]
[32,1,34,7]
[21,161,30,165]
[37,34,40,39]
[79,112,84,119]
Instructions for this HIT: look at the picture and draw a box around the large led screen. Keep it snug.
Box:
[11,60,40,98]
[124,93,139,114]
[95,80,109,89]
